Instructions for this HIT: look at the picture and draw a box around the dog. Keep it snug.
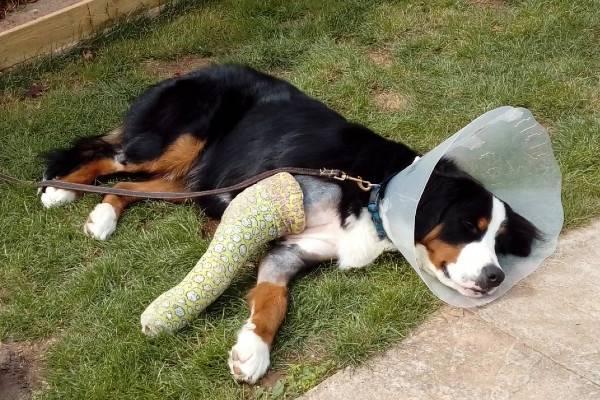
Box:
[40,64,539,383]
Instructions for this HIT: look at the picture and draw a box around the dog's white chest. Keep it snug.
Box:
[336,209,395,269]
[283,207,395,269]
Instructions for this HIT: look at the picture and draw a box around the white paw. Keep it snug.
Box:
[84,203,118,240]
[228,324,270,384]
[41,187,77,208]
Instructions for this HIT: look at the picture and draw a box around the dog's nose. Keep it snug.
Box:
[478,265,505,290]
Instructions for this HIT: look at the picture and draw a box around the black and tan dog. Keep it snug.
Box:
[41,64,539,383]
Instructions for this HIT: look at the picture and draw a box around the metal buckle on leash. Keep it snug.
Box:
[319,168,377,192]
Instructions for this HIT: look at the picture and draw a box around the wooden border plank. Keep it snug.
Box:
[0,0,164,70]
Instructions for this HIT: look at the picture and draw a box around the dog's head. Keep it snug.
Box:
[413,159,541,297]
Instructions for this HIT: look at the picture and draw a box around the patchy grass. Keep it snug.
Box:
[141,55,214,79]
[0,0,599,399]
[367,48,394,67]
[372,89,410,112]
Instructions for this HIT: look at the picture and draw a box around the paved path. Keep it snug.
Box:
[302,220,600,400]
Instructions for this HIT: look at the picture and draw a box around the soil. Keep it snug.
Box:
[142,56,214,80]
[259,370,285,388]
[0,340,52,400]
[367,49,394,68]
[372,90,409,112]
[0,0,81,34]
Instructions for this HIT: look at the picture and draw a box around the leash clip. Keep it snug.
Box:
[320,169,377,192]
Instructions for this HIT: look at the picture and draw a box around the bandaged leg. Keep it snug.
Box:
[140,173,305,336]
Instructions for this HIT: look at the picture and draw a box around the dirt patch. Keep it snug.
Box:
[0,0,81,34]
[22,82,47,99]
[142,56,213,80]
[367,49,394,68]
[0,287,9,306]
[259,370,285,388]
[372,90,409,112]
[0,339,53,400]
[0,0,34,21]
[199,217,220,239]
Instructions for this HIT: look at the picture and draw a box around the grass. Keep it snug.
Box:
[0,0,599,398]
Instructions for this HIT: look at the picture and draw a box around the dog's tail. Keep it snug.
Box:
[42,128,122,181]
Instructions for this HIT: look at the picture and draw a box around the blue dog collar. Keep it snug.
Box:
[368,157,421,241]
[368,184,388,241]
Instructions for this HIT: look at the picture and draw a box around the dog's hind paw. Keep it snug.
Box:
[84,203,117,240]
[41,187,78,208]
[228,325,270,384]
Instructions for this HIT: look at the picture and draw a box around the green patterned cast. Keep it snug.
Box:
[140,173,305,336]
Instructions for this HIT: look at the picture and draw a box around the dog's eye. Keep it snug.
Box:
[462,220,478,233]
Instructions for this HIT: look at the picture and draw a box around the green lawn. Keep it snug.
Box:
[1,0,599,399]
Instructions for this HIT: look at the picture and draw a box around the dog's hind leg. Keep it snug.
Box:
[83,133,205,240]
[84,177,187,240]
[40,129,124,208]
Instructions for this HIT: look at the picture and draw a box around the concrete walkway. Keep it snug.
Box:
[302,220,600,400]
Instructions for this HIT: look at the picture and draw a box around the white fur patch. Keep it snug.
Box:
[41,187,77,208]
[218,193,232,203]
[337,209,395,269]
[282,205,341,259]
[84,203,118,240]
[228,325,270,384]
[448,197,506,285]
[283,207,393,269]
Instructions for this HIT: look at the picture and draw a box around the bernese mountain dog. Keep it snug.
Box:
[40,64,539,383]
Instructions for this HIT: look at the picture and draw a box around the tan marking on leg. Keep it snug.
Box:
[59,134,203,186]
[59,158,124,184]
[125,134,205,180]
[102,178,187,217]
[247,283,288,346]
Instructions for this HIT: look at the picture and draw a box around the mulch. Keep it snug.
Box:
[0,0,38,20]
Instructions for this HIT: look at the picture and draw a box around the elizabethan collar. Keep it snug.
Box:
[380,106,563,307]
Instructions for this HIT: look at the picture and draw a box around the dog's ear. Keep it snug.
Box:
[415,159,466,241]
[415,158,485,242]
[496,205,542,257]
[432,158,479,182]
[414,161,457,242]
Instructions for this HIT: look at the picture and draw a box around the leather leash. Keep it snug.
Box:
[0,168,376,200]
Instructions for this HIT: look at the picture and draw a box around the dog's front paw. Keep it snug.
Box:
[41,186,78,208]
[228,324,270,384]
[84,203,117,240]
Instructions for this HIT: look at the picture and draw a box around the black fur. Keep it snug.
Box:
[413,159,493,244]
[496,204,542,257]
[121,64,418,219]
[42,135,118,181]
